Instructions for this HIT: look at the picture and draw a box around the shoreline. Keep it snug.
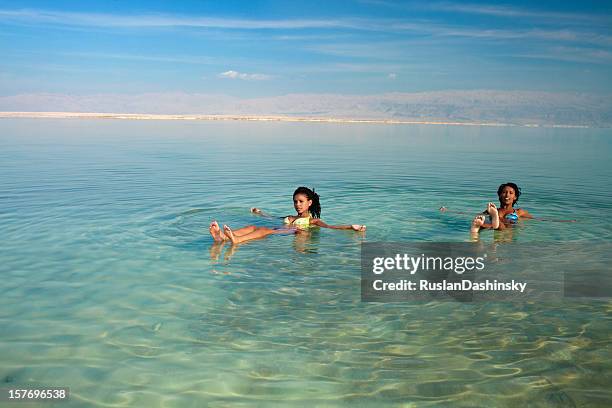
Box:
[0,111,591,128]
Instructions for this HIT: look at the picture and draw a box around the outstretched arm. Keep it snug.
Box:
[516,208,576,222]
[311,218,366,231]
[250,207,283,219]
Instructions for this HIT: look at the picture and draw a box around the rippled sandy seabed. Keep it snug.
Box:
[1,119,610,407]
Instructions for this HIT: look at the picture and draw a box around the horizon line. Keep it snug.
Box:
[0,111,593,128]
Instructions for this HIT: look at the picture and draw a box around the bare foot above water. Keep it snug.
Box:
[471,214,486,234]
[486,202,500,229]
[223,224,239,244]
[209,220,227,242]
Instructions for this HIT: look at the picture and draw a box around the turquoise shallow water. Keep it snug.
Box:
[0,119,611,407]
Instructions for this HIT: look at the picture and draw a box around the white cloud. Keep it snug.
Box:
[218,70,271,80]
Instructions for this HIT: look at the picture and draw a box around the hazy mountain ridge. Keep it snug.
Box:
[1,90,610,126]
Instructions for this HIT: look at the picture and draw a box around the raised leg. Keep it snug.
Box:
[232,225,259,236]
[224,225,285,244]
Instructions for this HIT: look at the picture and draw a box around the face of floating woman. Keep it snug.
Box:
[499,186,518,206]
[293,193,312,215]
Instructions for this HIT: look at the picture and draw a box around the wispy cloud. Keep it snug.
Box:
[58,52,216,65]
[307,42,408,59]
[272,33,358,41]
[303,62,406,74]
[387,22,612,47]
[0,9,361,30]
[362,1,611,26]
[1,8,611,47]
[218,70,271,80]
[509,46,612,64]
[427,2,611,25]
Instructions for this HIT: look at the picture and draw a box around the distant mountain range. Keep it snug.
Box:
[1,90,610,127]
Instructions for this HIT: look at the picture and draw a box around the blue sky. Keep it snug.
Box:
[1,0,611,98]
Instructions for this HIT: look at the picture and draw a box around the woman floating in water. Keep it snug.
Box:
[471,182,533,234]
[209,186,366,244]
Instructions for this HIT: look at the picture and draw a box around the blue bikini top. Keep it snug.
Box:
[505,211,519,223]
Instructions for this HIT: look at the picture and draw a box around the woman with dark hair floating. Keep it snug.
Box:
[471,182,533,234]
[209,186,366,244]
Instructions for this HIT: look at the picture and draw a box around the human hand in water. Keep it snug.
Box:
[351,224,367,231]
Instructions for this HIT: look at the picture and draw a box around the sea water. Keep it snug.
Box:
[0,119,610,407]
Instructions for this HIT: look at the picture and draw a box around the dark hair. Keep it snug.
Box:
[497,182,521,206]
[293,186,321,218]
